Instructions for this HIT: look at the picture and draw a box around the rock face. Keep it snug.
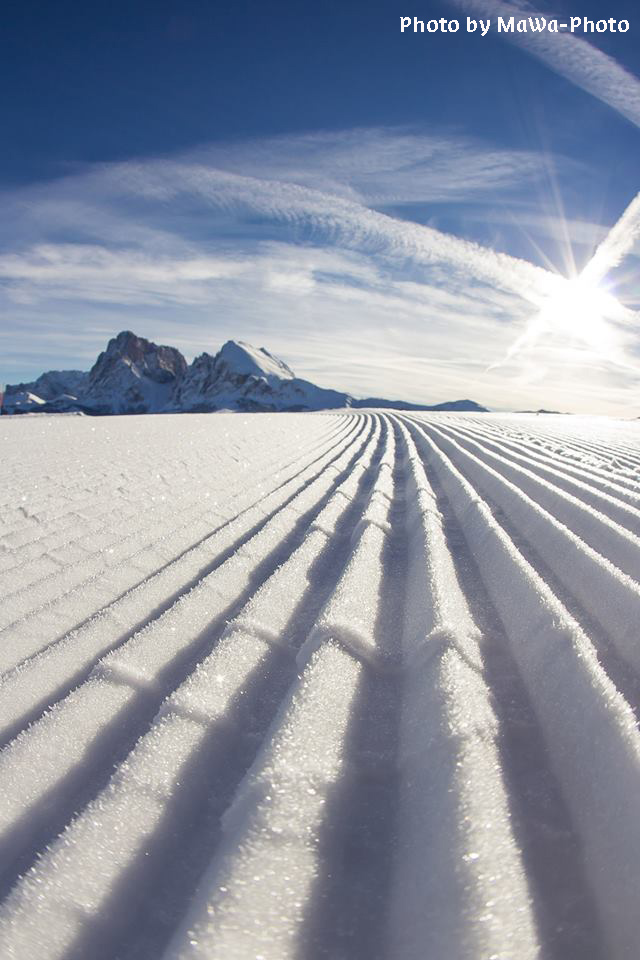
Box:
[83,331,188,414]
[4,331,488,414]
[172,341,349,413]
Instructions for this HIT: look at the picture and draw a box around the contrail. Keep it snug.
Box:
[444,0,640,369]
[113,160,558,307]
[581,192,640,286]
[449,0,640,129]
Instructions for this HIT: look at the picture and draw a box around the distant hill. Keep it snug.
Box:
[517,409,571,415]
[4,331,489,415]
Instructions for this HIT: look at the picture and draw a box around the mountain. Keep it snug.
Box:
[350,396,487,413]
[518,408,569,415]
[3,331,488,415]
[5,370,88,412]
[172,341,350,413]
[83,331,187,414]
[6,369,88,400]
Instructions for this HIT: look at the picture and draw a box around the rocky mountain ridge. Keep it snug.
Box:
[4,331,488,415]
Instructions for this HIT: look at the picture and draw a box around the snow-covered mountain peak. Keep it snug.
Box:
[216,341,295,382]
[5,331,488,415]
[4,370,87,403]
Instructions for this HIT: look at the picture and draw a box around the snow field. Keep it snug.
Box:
[427,419,640,574]
[389,421,539,959]
[0,415,384,957]
[406,418,640,959]
[0,414,356,662]
[412,420,640,675]
[0,417,367,738]
[453,415,640,495]
[164,424,395,958]
[0,410,639,960]
[435,418,640,517]
[0,419,377,879]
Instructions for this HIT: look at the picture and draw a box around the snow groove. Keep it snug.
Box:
[0,419,371,745]
[160,424,398,960]
[423,418,640,576]
[400,419,605,960]
[411,421,640,675]
[435,418,640,512]
[0,418,379,892]
[0,410,639,960]
[388,419,542,960]
[406,418,640,960]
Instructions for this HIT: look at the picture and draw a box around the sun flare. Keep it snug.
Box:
[491,268,634,378]
[538,274,620,347]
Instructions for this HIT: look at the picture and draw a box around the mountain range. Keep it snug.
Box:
[4,331,488,415]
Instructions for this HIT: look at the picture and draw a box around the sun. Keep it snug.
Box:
[538,274,619,345]
[492,270,630,375]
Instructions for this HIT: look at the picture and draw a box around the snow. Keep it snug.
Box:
[0,410,639,959]
[216,340,296,382]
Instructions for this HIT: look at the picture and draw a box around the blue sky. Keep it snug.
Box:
[1,0,639,413]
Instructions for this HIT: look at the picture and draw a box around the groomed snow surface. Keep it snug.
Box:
[1,410,639,960]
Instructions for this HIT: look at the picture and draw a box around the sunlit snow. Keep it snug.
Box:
[0,410,639,960]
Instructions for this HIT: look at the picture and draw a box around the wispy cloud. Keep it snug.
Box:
[1,130,560,311]
[1,128,637,415]
[104,159,555,300]
[184,128,550,207]
[0,245,248,306]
